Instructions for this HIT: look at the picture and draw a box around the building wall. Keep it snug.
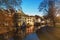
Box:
[25,16,35,25]
[16,11,42,26]
[0,9,15,34]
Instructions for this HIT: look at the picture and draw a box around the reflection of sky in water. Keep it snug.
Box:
[24,33,39,40]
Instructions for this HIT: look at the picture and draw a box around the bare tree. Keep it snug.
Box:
[38,0,56,27]
[0,0,22,10]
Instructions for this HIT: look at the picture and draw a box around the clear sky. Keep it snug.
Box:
[21,0,43,16]
[0,0,43,16]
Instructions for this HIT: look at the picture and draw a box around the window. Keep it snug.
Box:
[4,22,9,26]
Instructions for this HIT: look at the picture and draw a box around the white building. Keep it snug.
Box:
[16,10,42,26]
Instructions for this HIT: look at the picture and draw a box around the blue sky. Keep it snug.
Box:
[21,0,43,16]
[0,0,43,16]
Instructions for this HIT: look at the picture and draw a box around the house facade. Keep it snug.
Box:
[16,10,42,26]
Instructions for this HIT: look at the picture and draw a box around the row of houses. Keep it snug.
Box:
[0,9,15,34]
[0,9,46,40]
[16,10,42,27]
[0,9,45,34]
